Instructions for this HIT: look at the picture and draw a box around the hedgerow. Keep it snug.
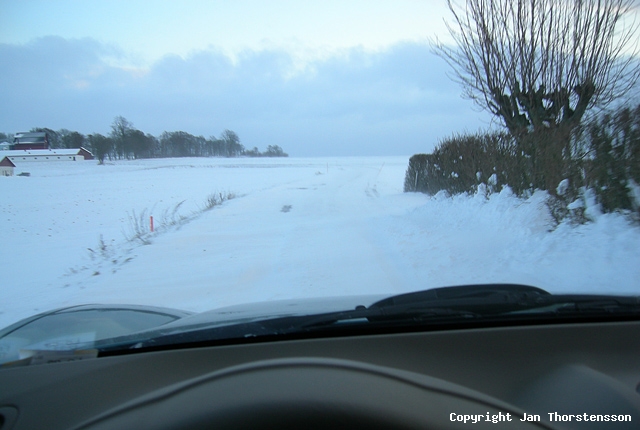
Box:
[405,105,640,223]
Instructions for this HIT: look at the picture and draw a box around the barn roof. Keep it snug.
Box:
[2,149,87,157]
[0,156,16,167]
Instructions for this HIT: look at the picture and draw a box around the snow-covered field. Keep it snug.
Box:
[1,156,639,328]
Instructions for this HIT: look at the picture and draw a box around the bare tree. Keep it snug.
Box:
[220,129,244,157]
[88,133,113,165]
[433,0,640,192]
[110,116,134,159]
[433,0,640,137]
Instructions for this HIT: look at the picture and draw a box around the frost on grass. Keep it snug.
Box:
[204,191,236,210]
[161,200,186,227]
[67,190,238,285]
[122,191,236,244]
[120,190,238,250]
[124,209,153,245]
[87,235,115,261]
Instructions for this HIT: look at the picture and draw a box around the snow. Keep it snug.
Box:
[488,173,498,186]
[556,178,570,196]
[2,149,86,156]
[1,156,639,328]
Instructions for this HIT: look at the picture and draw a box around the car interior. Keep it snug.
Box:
[1,317,639,429]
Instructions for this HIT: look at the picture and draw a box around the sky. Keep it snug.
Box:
[1,1,495,156]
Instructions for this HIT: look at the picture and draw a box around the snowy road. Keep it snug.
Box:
[1,156,638,327]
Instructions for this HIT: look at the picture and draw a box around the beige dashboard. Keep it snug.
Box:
[1,321,639,429]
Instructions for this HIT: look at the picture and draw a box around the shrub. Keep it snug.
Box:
[579,105,640,215]
[405,104,640,223]
[404,132,525,196]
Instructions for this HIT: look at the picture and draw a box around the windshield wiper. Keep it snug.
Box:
[369,283,550,315]
[97,284,640,355]
[367,284,640,318]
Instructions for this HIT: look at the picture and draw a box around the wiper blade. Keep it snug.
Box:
[369,283,551,316]
[371,284,640,316]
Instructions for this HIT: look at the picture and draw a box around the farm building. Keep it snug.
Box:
[0,156,16,176]
[3,148,94,162]
[13,132,50,150]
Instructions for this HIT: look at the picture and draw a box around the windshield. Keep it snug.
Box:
[1,1,639,352]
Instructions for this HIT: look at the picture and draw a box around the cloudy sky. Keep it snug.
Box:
[0,0,495,156]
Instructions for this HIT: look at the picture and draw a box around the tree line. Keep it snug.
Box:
[1,116,288,164]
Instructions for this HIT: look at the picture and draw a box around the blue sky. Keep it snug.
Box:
[0,0,494,156]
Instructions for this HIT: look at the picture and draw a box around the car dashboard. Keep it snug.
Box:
[1,319,639,429]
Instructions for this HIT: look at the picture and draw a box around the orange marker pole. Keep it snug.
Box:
[150,216,154,232]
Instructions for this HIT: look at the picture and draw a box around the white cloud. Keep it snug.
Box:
[0,37,491,156]
[1,0,453,67]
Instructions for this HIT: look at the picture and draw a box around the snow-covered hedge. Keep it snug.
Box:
[406,105,640,223]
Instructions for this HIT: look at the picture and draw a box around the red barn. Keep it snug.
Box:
[13,132,49,150]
